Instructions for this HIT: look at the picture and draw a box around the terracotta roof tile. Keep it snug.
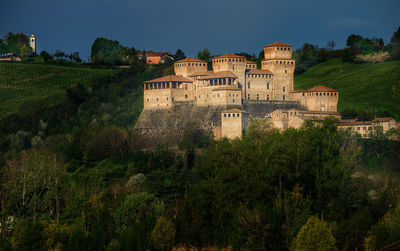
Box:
[264,42,292,48]
[246,69,273,75]
[222,108,248,113]
[372,117,394,122]
[143,75,192,83]
[175,57,206,63]
[189,71,208,77]
[307,86,339,92]
[339,120,372,126]
[213,53,246,59]
[198,71,238,79]
[294,85,338,93]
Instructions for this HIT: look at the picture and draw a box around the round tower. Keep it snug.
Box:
[30,34,36,55]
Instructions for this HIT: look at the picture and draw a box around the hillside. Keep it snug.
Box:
[294,58,400,119]
[0,62,116,118]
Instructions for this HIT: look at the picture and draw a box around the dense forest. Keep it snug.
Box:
[0,28,400,250]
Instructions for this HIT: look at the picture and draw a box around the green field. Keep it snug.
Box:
[0,62,116,117]
[294,58,400,119]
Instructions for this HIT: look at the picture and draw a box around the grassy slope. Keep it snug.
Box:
[0,61,116,117]
[294,58,400,119]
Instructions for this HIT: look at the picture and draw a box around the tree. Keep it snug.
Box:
[0,39,7,54]
[292,216,336,251]
[346,34,363,48]
[327,40,336,50]
[4,149,66,221]
[173,49,186,61]
[114,192,164,250]
[71,51,82,63]
[90,37,123,66]
[54,50,65,60]
[19,45,31,59]
[40,51,53,62]
[365,204,400,251]
[390,26,400,60]
[151,217,175,250]
[197,48,211,62]
[3,32,29,54]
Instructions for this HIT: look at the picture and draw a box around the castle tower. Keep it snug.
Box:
[30,34,36,55]
[212,54,246,98]
[174,58,207,78]
[261,42,295,101]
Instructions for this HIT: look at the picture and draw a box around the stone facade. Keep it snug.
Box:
[30,34,36,55]
[338,117,398,138]
[135,42,343,140]
[146,52,173,64]
[221,108,249,139]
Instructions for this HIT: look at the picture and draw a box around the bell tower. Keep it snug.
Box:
[30,34,36,55]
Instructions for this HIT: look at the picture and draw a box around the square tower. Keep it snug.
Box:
[261,42,295,101]
[174,58,207,78]
[30,34,36,55]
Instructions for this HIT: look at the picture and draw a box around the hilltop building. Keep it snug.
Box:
[338,117,397,138]
[146,51,173,64]
[135,42,342,141]
[30,33,36,55]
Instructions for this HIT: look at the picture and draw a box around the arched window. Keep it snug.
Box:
[283,86,285,92]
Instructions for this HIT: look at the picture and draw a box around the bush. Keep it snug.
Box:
[151,217,175,250]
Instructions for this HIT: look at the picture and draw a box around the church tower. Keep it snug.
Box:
[30,34,36,55]
[261,42,295,101]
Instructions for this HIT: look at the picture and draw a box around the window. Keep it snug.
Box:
[267,83,269,89]
[146,98,149,102]
[166,97,168,101]
[283,95,286,101]
[233,114,235,117]
[248,83,250,89]
[224,114,226,117]
[363,127,366,130]
[185,94,188,99]
[237,114,240,117]
[267,94,270,100]
[248,94,250,100]
[228,114,231,117]
[156,98,159,101]
[285,69,287,73]
[357,127,360,130]
[256,94,259,100]
[283,86,285,92]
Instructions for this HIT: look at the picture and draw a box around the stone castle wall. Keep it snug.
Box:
[133,101,304,146]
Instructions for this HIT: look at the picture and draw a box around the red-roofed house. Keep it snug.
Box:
[146,51,173,64]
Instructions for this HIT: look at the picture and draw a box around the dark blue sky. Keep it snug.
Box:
[1,0,399,61]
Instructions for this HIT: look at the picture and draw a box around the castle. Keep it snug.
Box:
[134,42,341,140]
